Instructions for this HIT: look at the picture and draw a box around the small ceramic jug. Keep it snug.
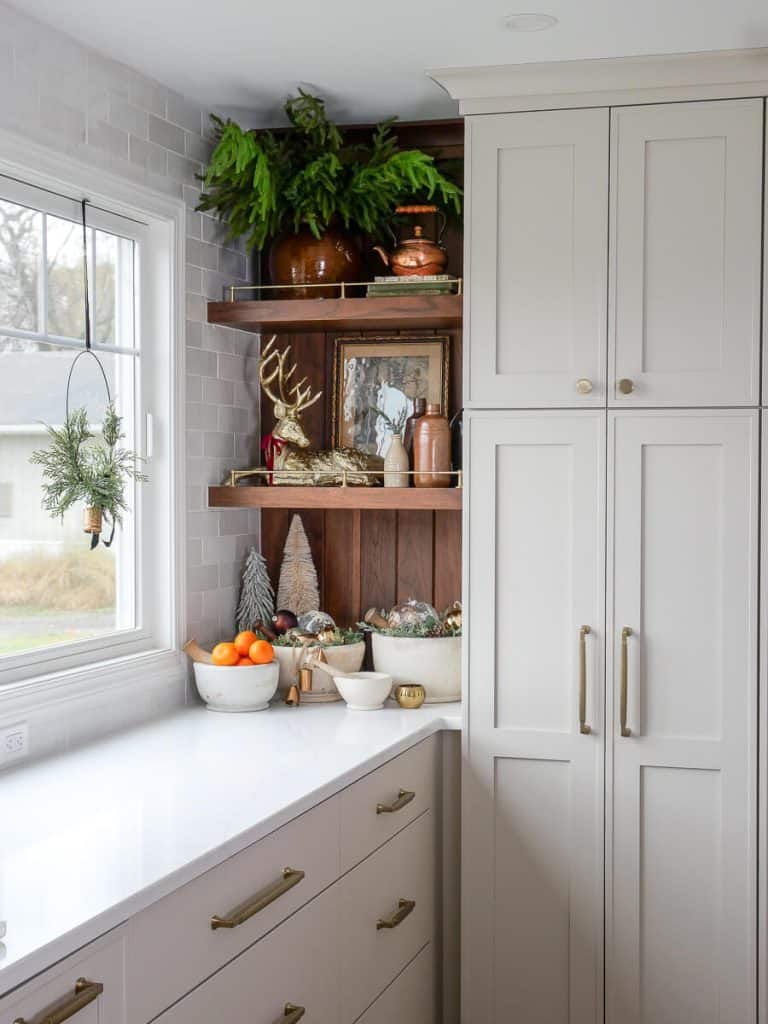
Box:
[384,435,409,487]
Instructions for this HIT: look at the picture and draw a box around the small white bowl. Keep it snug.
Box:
[193,661,279,712]
[333,671,393,711]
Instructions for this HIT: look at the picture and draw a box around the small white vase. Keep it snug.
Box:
[384,435,409,487]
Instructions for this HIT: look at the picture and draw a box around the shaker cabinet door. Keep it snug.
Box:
[610,99,762,407]
[463,410,605,1024]
[606,410,758,1024]
[465,108,608,408]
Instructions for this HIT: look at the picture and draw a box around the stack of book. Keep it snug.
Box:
[366,274,459,297]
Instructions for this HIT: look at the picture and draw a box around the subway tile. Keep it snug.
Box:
[186,484,204,511]
[186,131,213,165]
[186,402,219,431]
[217,352,246,383]
[186,211,202,241]
[109,95,147,137]
[166,91,203,134]
[128,134,167,174]
[187,509,220,539]
[186,320,203,349]
[204,431,235,458]
[202,269,230,301]
[188,564,220,592]
[187,538,203,568]
[219,510,249,536]
[219,248,247,280]
[40,96,86,145]
[148,113,186,155]
[202,376,234,406]
[186,347,218,377]
[129,75,168,116]
[218,405,249,433]
[186,373,203,402]
[202,535,236,565]
[87,118,129,159]
[185,292,206,323]
[186,429,203,457]
[167,151,202,186]
[186,264,203,295]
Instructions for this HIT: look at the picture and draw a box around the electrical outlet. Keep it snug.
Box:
[0,722,28,765]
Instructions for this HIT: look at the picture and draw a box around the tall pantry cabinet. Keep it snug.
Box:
[454,69,766,1024]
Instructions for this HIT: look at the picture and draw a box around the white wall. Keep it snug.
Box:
[0,1,264,754]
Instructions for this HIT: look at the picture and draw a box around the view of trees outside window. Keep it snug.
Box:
[0,191,137,658]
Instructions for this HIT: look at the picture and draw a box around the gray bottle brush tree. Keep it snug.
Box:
[236,547,275,632]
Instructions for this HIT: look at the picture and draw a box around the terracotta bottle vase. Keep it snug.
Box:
[403,397,426,463]
[384,435,409,488]
[413,404,452,488]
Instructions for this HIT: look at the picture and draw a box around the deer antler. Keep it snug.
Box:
[258,335,322,414]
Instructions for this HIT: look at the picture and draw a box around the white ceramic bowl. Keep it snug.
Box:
[273,641,366,700]
[371,634,462,703]
[333,671,393,711]
[193,661,279,712]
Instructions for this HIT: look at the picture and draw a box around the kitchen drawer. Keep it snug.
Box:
[0,928,125,1024]
[340,736,437,872]
[355,943,435,1024]
[155,885,339,1024]
[339,810,435,1023]
[126,796,340,1024]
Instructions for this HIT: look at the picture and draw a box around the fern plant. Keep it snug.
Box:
[30,404,146,531]
[197,90,462,251]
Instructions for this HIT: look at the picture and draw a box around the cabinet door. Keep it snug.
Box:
[155,886,339,1024]
[610,100,762,407]
[606,410,758,1024]
[465,108,608,407]
[463,411,605,1024]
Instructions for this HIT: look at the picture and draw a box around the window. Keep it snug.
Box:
[0,173,177,683]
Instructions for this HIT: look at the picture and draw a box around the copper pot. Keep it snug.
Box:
[373,225,448,277]
[268,224,361,298]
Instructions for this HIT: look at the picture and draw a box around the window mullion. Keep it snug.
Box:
[39,212,48,335]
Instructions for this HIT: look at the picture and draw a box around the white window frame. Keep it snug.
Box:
[0,131,185,702]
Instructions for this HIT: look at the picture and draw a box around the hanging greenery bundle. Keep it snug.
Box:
[197,90,463,250]
[30,401,146,548]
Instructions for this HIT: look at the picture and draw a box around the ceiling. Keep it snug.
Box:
[13,0,768,125]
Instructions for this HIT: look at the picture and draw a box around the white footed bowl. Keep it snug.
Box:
[273,641,366,700]
[193,661,279,712]
[371,634,461,703]
[333,671,393,711]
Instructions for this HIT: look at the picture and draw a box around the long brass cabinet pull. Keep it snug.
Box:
[620,627,632,737]
[376,789,415,814]
[13,978,104,1024]
[273,1003,305,1024]
[210,867,305,930]
[377,897,416,930]
[579,625,592,735]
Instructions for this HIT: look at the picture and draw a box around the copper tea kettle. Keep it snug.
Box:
[373,205,448,277]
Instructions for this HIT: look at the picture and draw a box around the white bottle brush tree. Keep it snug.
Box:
[236,547,275,632]
[276,514,320,616]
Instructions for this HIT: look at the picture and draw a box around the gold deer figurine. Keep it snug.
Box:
[259,336,383,486]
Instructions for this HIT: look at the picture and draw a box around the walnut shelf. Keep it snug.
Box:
[208,485,462,511]
[207,293,462,333]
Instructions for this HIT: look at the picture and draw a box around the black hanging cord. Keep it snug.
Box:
[81,198,91,351]
[63,199,116,549]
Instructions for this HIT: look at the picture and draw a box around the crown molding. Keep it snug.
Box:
[428,47,768,114]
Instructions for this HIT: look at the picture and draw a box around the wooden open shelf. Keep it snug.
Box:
[208,485,462,511]
[207,293,462,333]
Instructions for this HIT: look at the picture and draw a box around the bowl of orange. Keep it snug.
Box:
[191,631,278,712]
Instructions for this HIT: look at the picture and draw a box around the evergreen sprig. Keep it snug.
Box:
[197,90,462,250]
[30,403,147,525]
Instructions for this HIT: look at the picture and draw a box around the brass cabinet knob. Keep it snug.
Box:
[618,378,634,395]
[575,378,593,395]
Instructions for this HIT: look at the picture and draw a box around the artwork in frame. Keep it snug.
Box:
[331,336,450,457]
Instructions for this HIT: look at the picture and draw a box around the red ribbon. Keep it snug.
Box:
[260,433,286,485]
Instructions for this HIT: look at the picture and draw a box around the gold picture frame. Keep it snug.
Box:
[331,335,450,457]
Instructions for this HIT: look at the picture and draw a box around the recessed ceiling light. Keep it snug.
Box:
[503,12,558,31]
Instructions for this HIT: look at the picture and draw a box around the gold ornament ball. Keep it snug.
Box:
[394,684,426,709]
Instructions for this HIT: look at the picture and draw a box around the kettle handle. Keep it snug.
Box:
[372,246,389,267]
[436,209,447,245]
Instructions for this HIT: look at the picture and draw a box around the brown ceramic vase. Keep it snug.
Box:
[413,403,452,488]
[268,224,361,298]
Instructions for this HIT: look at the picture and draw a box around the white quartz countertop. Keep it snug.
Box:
[0,700,461,996]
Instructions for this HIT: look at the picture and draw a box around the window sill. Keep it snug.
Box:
[0,649,188,762]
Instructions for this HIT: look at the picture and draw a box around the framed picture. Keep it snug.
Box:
[331,335,450,457]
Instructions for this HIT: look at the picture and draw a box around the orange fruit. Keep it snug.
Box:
[237,656,255,666]
[234,630,258,656]
[211,642,238,666]
[248,639,274,664]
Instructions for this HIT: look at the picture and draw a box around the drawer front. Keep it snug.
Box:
[0,928,125,1024]
[339,811,435,1023]
[156,885,339,1024]
[356,944,435,1024]
[340,736,437,873]
[126,796,340,1024]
